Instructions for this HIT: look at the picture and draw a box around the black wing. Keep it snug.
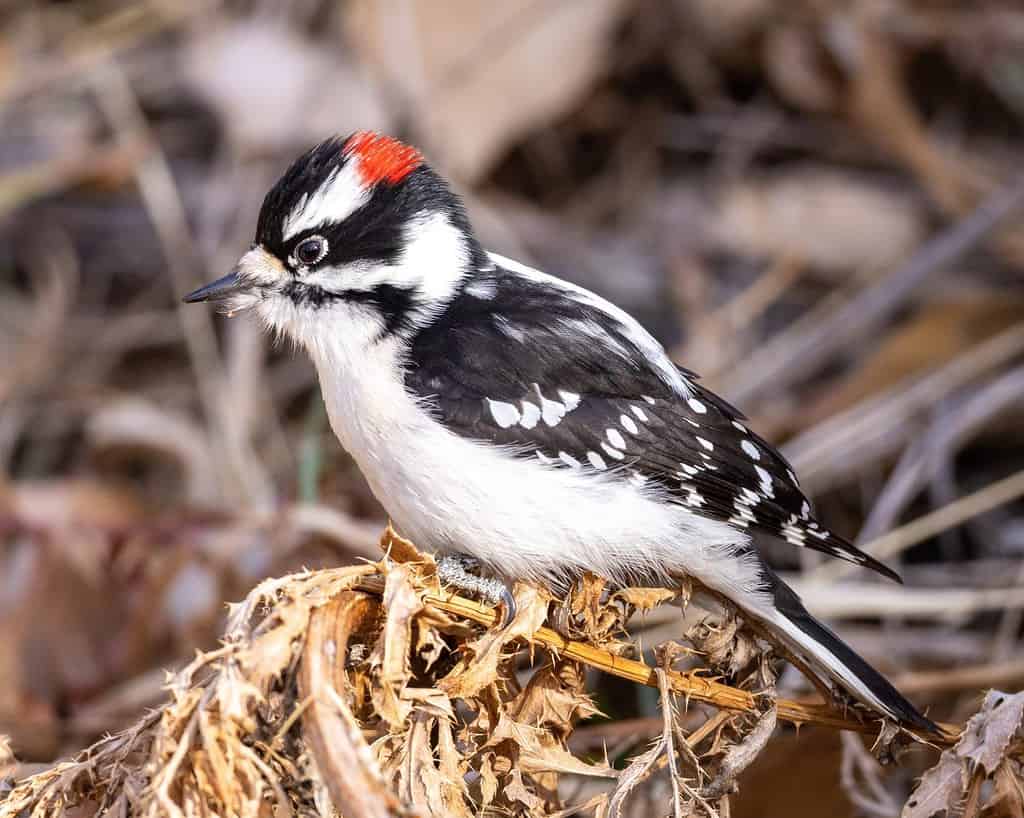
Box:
[406,264,898,582]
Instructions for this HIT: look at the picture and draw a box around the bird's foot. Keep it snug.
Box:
[436,553,516,626]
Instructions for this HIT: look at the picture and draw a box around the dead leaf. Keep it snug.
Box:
[439,583,549,699]
[904,690,1024,818]
[478,752,501,808]
[961,691,1024,777]
[982,761,1024,818]
[371,565,423,729]
[485,713,617,779]
[401,688,455,721]
[711,166,924,275]
[183,18,391,152]
[396,712,451,815]
[346,0,630,182]
[505,768,548,813]
[379,524,431,568]
[511,666,601,740]
[611,587,678,614]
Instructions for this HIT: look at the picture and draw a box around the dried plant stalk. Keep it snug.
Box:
[298,592,398,818]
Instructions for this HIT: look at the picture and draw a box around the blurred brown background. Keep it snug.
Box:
[2,1,1024,815]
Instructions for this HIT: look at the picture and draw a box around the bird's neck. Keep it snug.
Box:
[304,313,415,455]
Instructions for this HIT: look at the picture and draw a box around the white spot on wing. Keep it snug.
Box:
[558,390,581,411]
[782,516,807,545]
[601,442,625,460]
[486,399,520,429]
[729,491,760,527]
[741,440,760,461]
[754,465,774,497]
[587,450,607,470]
[533,386,566,426]
[541,398,565,426]
[732,420,747,433]
[606,428,627,449]
[631,405,648,422]
[687,397,707,414]
[620,414,639,435]
[696,436,714,452]
[642,395,656,405]
[520,400,541,429]
[558,451,581,468]
[680,483,706,508]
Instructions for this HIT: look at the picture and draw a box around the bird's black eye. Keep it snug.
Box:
[294,235,328,266]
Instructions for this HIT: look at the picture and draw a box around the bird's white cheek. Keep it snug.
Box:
[254,294,306,341]
[253,295,384,356]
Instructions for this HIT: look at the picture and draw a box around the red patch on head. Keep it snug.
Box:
[343,131,423,186]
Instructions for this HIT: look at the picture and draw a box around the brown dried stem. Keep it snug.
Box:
[356,572,961,746]
[298,592,400,818]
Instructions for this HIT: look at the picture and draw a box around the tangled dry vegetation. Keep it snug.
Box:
[2,529,1021,818]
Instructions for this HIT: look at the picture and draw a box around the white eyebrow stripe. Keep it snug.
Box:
[283,158,369,241]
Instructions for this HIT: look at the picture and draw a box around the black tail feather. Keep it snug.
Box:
[768,572,937,733]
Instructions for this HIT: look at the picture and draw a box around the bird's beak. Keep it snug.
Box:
[183,247,284,306]
[182,270,246,303]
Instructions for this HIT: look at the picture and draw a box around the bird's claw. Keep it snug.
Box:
[436,553,516,627]
[496,584,517,627]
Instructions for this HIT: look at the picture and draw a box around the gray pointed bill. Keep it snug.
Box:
[182,270,246,303]
[183,248,285,306]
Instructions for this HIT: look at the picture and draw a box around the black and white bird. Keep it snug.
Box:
[185,132,935,732]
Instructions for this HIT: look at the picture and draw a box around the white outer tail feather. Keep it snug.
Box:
[756,604,902,721]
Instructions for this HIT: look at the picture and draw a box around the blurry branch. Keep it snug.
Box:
[681,255,805,381]
[858,365,1024,543]
[0,141,145,219]
[841,17,977,216]
[0,0,209,106]
[791,578,1024,621]
[786,323,1024,492]
[0,239,76,407]
[807,468,1024,584]
[86,60,272,507]
[896,659,1024,697]
[283,503,384,561]
[724,173,1024,405]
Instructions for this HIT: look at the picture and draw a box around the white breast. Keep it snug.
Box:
[302,308,765,605]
